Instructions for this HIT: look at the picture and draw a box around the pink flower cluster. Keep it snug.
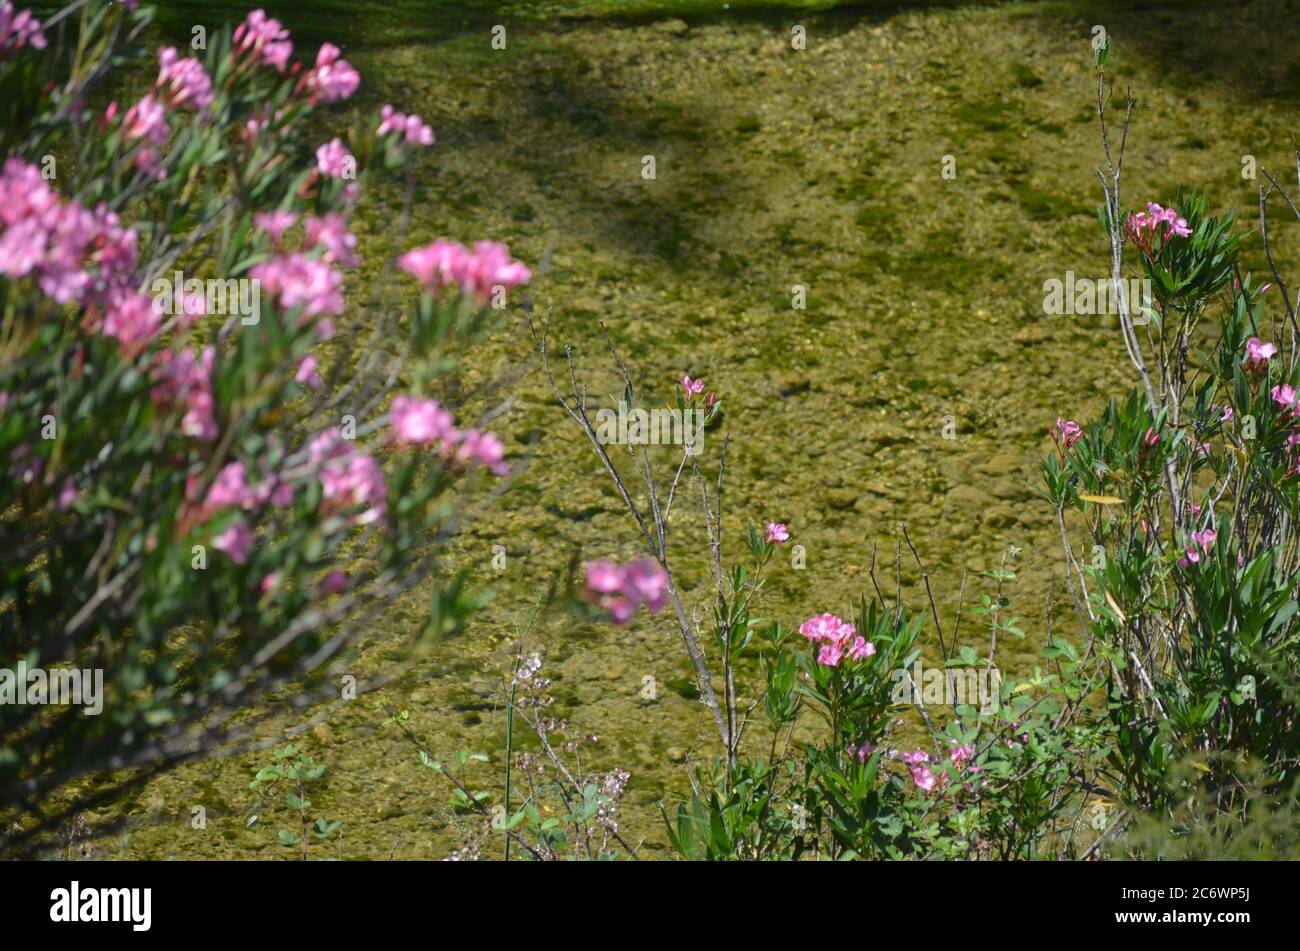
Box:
[765,522,789,544]
[1178,527,1217,568]
[307,431,387,527]
[798,613,875,668]
[679,374,718,412]
[233,9,293,73]
[157,47,214,111]
[582,558,669,625]
[254,209,298,244]
[378,105,435,146]
[190,460,293,516]
[1245,336,1278,369]
[250,253,343,337]
[121,94,169,179]
[151,347,218,441]
[1267,383,1300,477]
[901,743,976,794]
[304,213,358,267]
[389,396,507,474]
[391,395,454,446]
[454,428,509,476]
[1053,417,1082,448]
[0,2,45,57]
[184,460,293,563]
[303,43,360,104]
[0,159,155,348]
[315,138,354,179]
[397,239,531,301]
[1126,201,1192,248]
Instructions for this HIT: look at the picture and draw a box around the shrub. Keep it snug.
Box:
[0,2,527,855]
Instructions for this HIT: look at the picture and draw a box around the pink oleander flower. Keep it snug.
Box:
[1272,383,1299,415]
[102,289,160,347]
[308,431,387,527]
[390,395,455,446]
[847,636,876,661]
[622,558,669,613]
[303,43,360,104]
[260,573,279,594]
[1143,427,1160,447]
[900,749,930,766]
[250,253,344,331]
[1261,282,1273,294]
[397,238,530,299]
[459,240,531,297]
[212,519,254,564]
[0,3,46,56]
[157,47,214,110]
[315,138,354,178]
[799,613,862,667]
[201,461,256,511]
[910,765,937,793]
[152,346,217,441]
[1181,527,1218,568]
[295,355,323,390]
[817,641,844,667]
[849,740,875,764]
[1220,405,1234,423]
[253,209,298,244]
[949,743,974,765]
[0,159,141,315]
[765,522,789,544]
[1127,201,1192,247]
[304,212,358,267]
[798,612,854,644]
[123,94,168,146]
[233,9,292,73]
[1245,337,1278,368]
[455,428,510,476]
[680,375,704,398]
[581,557,669,625]
[1055,417,1082,448]
[187,460,285,522]
[377,104,435,146]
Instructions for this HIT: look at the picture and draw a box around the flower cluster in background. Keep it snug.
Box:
[0,1,45,57]
[798,613,875,667]
[398,239,531,300]
[390,395,509,476]
[582,558,670,625]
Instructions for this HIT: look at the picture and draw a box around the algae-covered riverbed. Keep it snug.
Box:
[68,0,1300,858]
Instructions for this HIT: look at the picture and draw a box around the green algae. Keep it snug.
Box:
[52,0,1300,859]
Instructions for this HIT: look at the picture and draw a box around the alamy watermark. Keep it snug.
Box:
[1043,271,1153,321]
[890,659,1001,715]
[50,882,151,931]
[151,270,261,325]
[595,402,705,454]
[0,660,103,715]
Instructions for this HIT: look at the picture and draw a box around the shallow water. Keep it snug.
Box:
[71,0,1300,858]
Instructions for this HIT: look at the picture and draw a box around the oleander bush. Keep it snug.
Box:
[0,1,527,855]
